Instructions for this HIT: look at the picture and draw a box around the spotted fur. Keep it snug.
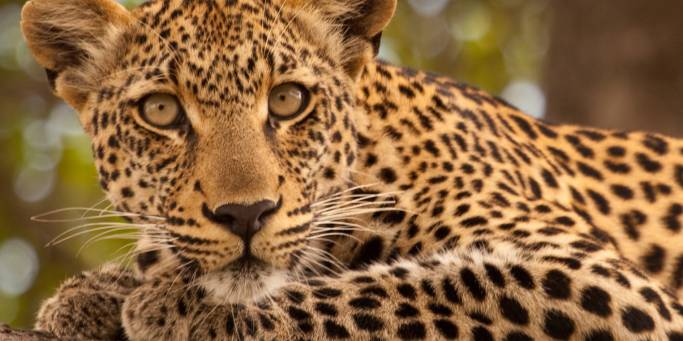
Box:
[18,0,683,340]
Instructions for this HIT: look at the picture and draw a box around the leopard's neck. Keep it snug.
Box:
[350,60,543,197]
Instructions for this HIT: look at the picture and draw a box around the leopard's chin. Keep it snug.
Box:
[199,258,289,305]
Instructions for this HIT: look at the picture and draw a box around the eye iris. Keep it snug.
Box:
[269,83,308,119]
[142,94,180,127]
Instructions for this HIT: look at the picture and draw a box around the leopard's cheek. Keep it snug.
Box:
[88,124,182,219]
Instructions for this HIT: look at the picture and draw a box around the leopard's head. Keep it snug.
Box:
[21,0,396,303]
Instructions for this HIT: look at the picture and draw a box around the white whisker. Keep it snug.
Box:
[308,233,362,243]
[32,207,166,223]
[311,226,368,233]
[312,190,402,208]
[315,200,397,215]
[79,197,110,218]
[47,222,161,246]
[318,208,412,221]
[312,183,383,204]
[298,248,346,277]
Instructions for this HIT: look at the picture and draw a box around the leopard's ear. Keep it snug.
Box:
[21,0,133,110]
[342,0,397,41]
[341,0,396,77]
[313,0,396,78]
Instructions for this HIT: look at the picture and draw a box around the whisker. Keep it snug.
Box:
[310,227,376,236]
[293,252,326,277]
[264,0,288,48]
[79,197,110,218]
[76,233,143,256]
[111,243,175,268]
[307,233,362,243]
[303,245,347,269]
[76,231,176,256]
[317,198,398,210]
[314,192,399,204]
[297,248,345,277]
[318,207,413,221]
[312,219,377,231]
[162,259,198,304]
[115,243,167,260]
[312,190,402,208]
[47,222,161,246]
[32,207,166,223]
[306,235,344,246]
[274,0,303,49]
[315,200,397,215]
[313,219,372,229]
[313,183,382,203]
[98,203,114,217]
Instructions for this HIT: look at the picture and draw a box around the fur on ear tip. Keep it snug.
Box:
[21,0,133,68]
[20,0,58,70]
[351,0,397,38]
[20,0,133,110]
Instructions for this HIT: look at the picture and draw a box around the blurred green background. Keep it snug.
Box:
[1,0,681,328]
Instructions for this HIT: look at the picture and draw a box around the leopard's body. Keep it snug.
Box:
[15,0,683,340]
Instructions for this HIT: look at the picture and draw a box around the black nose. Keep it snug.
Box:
[213,200,278,243]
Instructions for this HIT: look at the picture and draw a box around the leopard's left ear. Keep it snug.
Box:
[336,0,397,77]
[21,0,133,111]
[343,0,396,41]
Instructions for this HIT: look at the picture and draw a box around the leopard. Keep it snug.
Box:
[9,0,683,339]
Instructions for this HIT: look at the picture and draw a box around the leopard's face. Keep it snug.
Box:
[95,1,363,302]
[22,0,397,304]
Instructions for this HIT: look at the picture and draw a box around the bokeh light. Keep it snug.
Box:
[408,0,449,17]
[501,80,546,118]
[0,238,39,296]
[450,1,492,42]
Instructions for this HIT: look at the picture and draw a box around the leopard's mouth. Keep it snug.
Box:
[219,255,268,274]
[199,254,289,305]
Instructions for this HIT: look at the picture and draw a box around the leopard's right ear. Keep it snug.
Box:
[21,0,133,110]
[324,0,397,78]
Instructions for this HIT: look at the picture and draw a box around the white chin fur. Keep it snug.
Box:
[199,268,289,305]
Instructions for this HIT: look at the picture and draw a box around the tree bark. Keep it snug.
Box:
[0,324,56,340]
[543,0,683,137]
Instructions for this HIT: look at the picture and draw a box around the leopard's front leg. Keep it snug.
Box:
[123,236,683,340]
[36,263,139,340]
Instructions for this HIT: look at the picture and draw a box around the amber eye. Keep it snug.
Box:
[139,93,183,128]
[268,83,310,119]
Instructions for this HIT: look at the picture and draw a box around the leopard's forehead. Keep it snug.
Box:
[130,0,297,38]
[121,0,346,73]
[102,0,350,120]
[126,0,357,33]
